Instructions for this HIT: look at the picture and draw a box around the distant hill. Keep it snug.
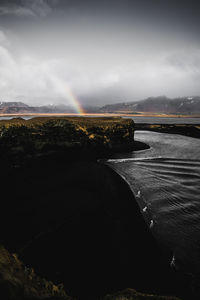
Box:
[0,101,29,108]
[99,96,200,114]
[1,96,200,114]
[0,102,85,114]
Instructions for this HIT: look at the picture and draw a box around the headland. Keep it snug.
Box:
[0,116,186,300]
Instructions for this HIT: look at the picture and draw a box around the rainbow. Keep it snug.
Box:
[49,74,85,115]
[65,84,85,115]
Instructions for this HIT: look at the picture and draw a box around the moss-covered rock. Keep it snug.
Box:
[0,117,148,162]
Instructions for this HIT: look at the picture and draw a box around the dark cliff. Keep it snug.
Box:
[0,117,185,300]
[0,243,182,300]
[0,117,144,161]
[0,158,184,300]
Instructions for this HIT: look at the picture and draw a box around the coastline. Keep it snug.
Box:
[0,116,149,167]
[0,112,200,118]
[1,117,198,300]
[0,155,184,300]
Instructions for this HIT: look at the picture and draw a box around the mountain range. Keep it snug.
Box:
[1,96,200,114]
[99,96,200,114]
[0,102,92,114]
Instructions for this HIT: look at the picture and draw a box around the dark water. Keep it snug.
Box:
[0,115,200,124]
[129,116,200,124]
[106,131,200,276]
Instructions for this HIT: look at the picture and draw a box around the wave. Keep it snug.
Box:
[106,154,200,275]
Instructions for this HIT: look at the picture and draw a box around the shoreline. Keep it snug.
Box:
[0,117,197,300]
[0,112,200,118]
[0,155,185,300]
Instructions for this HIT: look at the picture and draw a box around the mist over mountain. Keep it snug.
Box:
[99,96,200,114]
[1,96,200,115]
[0,101,99,114]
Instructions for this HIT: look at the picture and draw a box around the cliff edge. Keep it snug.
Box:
[0,117,148,162]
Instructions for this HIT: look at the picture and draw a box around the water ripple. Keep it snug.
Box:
[105,131,200,274]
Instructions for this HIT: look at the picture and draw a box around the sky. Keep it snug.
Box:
[0,0,200,107]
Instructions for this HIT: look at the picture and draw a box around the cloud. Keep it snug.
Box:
[0,6,35,17]
[0,30,9,46]
[1,47,200,106]
[0,37,122,106]
[166,50,200,77]
[0,0,56,17]
[22,0,52,17]
[1,29,200,106]
[0,33,89,105]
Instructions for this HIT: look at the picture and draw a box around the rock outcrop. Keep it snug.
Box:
[0,117,148,162]
[0,117,185,300]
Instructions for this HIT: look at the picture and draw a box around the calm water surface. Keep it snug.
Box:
[0,115,200,124]
[106,131,200,275]
[130,116,200,124]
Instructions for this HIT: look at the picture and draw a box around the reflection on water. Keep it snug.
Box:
[106,131,200,274]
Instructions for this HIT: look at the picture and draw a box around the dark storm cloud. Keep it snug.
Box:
[0,0,58,17]
[0,0,200,106]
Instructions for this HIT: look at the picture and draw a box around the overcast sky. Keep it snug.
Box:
[0,0,200,106]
